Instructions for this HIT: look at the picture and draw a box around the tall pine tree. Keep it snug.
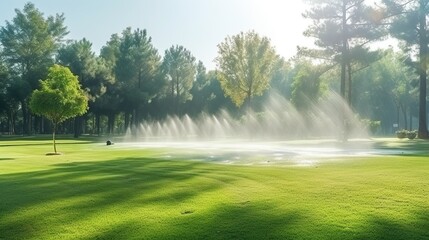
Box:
[382,0,429,138]
[301,0,385,140]
[301,0,385,105]
[0,3,68,134]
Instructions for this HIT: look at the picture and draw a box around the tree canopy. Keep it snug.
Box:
[301,0,385,105]
[0,2,68,134]
[30,64,88,152]
[162,45,197,113]
[216,30,278,108]
[382,0,429,138]
[0,2,428,138]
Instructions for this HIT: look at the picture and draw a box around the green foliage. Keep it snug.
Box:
[0,2,68,134]
[216,30,278,108]
[353,50,417,133]
[57,38,115,136]
[95,34,122,118]
[383,0,422,47]
[407,130,417,139]
[117,28,161,116]
[30,65,88,152]
[395,129,408,138]
[58,38,113,101]
[382,0,429,138]
[97,27,162,131]
[395,129,417,139]
[1,2,428,137]
[30,64,88,125]
[269,58,293,98]
[0,61,16,128]
[162,45,197,112]
[185,62,232,116]
[291,60,323,110]
[361,119,381,135]
[0,2,67,89]
[301,0,385,104]
[0,3,67,64]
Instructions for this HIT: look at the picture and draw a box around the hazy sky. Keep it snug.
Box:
[1,0,313,70]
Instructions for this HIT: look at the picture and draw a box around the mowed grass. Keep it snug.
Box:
[0,137,429,239]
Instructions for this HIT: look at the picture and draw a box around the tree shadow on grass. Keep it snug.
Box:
[356,211,429,240]
[372,139,429,157]
[0,141,101,148]
[1,156,429,239]
[0,157,237,239]
[0,135,105,147]
[0,142,52,147]
[74,200,429,240]
[96,207,306,240]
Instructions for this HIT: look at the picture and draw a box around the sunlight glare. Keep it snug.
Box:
[248,0,314,58]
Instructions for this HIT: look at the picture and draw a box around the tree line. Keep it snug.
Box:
[0,1,428,138]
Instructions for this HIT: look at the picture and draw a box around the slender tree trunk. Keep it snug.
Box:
[92,114,95,135]
[340,1,349,141]
[41,117,44,134]
[409,108,413,130]
[418,0,429,138]
[29,114,34,135]
[176,77,180,114]
[21,101,29,135]
[33,116,38,134]
[96,113,101,136]
[73,117,81,138]
[396,104,400,130]
[72,119,76,136]
[401,104,408,130]
[171,81,175,114]
[134,108,139,129]
[53,123,57,153]
[340,2,347,99]
[347,62,352,106]
[138,70,142,89]
[108,113,115,135]
[124,112,130,131]
[6,114,11,135]
[246,90,252,111]
[7,111,15,135]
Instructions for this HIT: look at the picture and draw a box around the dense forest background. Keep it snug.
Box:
[0,1,428,138]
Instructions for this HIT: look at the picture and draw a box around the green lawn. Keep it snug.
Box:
[1,137,429,239]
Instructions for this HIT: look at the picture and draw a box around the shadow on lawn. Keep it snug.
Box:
[1,156,429,239]
[373,139,429,157]
[0,157,237,239]
[94,206,429,240]
[356,212,429,240]
[98,207,305,240]
[0,141,101,148]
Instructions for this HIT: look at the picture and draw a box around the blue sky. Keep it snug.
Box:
[1,0,312,70]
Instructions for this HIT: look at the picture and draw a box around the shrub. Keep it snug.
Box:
[361,119,381,135]
[407,130,417,140]
[396,129,407,139]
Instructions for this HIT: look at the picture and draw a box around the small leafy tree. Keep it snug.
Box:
[216,30,278,108]
[30,65,88,154]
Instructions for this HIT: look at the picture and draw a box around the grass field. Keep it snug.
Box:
[0,136,429,239]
